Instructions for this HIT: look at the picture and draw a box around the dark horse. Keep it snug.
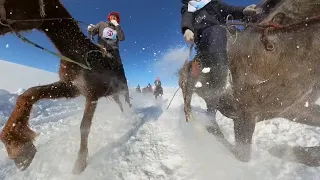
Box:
[142,86,153,94]
[0,0,132,174]
[153,85,163,99]
[179,0,320,167]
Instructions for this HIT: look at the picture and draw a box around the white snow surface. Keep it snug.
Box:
[0,60,320,180]
[0,59,59,92]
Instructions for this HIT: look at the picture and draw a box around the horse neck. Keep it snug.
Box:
[39,5,96,59]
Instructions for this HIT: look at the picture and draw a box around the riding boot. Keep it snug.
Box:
[195,25,229,95]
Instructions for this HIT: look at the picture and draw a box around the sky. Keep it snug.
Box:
[0,0,259,87]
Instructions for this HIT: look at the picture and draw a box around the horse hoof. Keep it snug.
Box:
[13,142,37,171]
[206,126,224,138]
[234,144,251,162]
[72,157,88,174]
[234,152,251,162]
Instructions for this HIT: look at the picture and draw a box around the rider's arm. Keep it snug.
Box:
[115,25,125,41]
[88,21,102,36]
[181,0,194,34]
[218,2,246,20]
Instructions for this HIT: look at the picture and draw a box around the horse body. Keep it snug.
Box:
[180,0,320,166]
[0,0,130,174]
[142,87,153,94]
[229,22,320,120]
[153,85,163,99]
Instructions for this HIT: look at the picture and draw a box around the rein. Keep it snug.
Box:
[0,0,93,70]
[226,14,320,51]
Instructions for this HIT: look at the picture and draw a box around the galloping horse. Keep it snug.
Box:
[0,0,131,174]
[179,0,320,166]
[153,85,163,100]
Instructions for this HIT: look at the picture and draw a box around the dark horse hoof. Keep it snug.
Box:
[13,142,37,171]
[72,156,88,174]
[233,144,251,162]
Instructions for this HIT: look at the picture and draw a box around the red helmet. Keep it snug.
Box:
[107,11,120,23]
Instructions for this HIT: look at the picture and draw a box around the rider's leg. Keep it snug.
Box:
[195,25,229,94]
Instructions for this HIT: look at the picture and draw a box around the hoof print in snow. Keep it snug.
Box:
[270,145,320,167]
[268,144,297,163]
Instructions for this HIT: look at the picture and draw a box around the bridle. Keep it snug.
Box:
[226,13,320,51]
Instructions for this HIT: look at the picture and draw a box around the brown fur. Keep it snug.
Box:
[179,0,320,166]
[0,0,131,174]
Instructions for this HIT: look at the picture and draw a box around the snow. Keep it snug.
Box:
[201,67,211,73]
[0,59,58,92]
[0,59,320,179]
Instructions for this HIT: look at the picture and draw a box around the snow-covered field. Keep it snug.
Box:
[0,60,320,180]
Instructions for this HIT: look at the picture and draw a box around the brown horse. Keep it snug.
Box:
[179,0,320,167]
[142,86,153,95]
[0,0,132,174]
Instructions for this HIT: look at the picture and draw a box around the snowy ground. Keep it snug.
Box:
[0,60,320,180]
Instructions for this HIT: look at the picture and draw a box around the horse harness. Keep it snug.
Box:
[0,0,94,70]
[227,13,320,51]
[187,14,320,77]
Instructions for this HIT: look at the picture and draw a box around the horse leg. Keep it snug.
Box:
[72,96,98,174]
[207,89,240,139]
[111,94,124,112]
[183,87,192,122]
[117,60,132,108]
[205,99,225,139]
[0,81,79,170]
[124,87,132,108]
[269,103,320,166]
[232,115,256,162]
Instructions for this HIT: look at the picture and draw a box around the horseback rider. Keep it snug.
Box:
[154,77,163,96]
[180,1,261,88]
[87,11,125,59]
[147,83,152,91]
[87,11,131,107]
[154,77,162,87]
[136,84,141,93]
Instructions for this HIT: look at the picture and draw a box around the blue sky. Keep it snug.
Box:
[0,0,258,87]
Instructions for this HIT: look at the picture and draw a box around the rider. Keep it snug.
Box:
[87,11,125,59]
[87,12,131,107]
[136,84,141,93]
[154,77,162,87]
[147,83,152,91]
[180,1,261,90]
[154,77,163,96]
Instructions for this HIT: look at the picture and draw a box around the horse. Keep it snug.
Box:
[179,0,320,167]
[142,86,153,95]
[0,0,132,174]
[153,85,163,100]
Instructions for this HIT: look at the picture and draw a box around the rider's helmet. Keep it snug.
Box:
[107,11,121,23]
